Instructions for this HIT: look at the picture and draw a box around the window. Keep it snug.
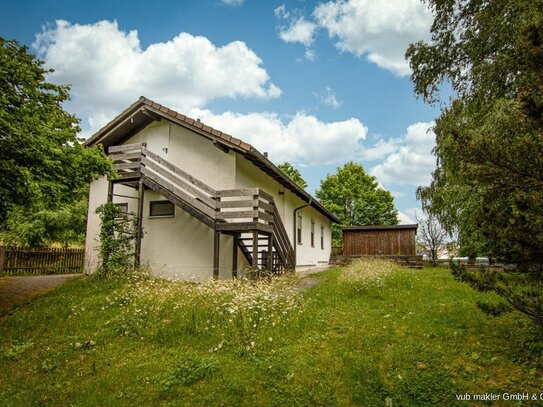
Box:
[321,224,325,249]
[311,219,315,247]
[150,200,174,217]
[114,203,128,214]
[297,214,302,245]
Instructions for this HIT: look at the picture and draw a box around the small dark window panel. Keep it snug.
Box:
[114,203,128,219]
[321,225,325,249]
[297,214,302,245]
[150,200,175,217]
[115,203,128,213]
[311,219,315,247]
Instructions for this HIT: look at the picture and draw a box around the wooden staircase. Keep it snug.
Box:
[107,142,295,276]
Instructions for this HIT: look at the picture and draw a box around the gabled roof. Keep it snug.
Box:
[85,96,339,223]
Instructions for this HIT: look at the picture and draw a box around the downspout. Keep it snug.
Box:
[293,198,312,266]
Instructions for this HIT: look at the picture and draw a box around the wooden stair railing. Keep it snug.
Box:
[270,202,296,269]
[108,143,296,273]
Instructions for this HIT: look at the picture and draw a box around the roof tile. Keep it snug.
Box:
[229,136,241,146]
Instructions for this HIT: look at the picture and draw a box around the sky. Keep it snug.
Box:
[1,0,442,224]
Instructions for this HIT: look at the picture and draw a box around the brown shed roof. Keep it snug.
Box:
[84,96,339,223]
[341,224,418,231]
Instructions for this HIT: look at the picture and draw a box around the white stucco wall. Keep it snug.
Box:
[85,119,332,279]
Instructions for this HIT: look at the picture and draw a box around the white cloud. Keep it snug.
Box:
[274,4,290,19]
[190,109,368,166]
[398,207,423,224]
[398,211,415,224]
[314,86,341,109]
[360,137,402,161]
[279,17,317,47]
[313,0,432,76]
[33,20,281,135]
[221,0,244,6]
[304,49,316,61]
[370,122,436,186]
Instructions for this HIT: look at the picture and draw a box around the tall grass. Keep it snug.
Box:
[95,272,305,351]
[1,262,541,406]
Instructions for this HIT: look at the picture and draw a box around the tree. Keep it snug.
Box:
[0,38,111,245]
[316,162,398,245]
[416,211,449,266]
[277,162,307,189]
[407,0,543,324]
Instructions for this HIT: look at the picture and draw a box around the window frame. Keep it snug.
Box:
[311,219,315,247]
[321,224,325,250]
[114,202,128,213]
[297,214,303,245]
[149,200,175,218]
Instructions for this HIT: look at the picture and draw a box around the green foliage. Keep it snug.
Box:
[451,263,543,324]
[0,37,111,245]
[407,0,543,323]
[3,340,33,361]
[1,197,88,247]
[95,202,138,277]
[277,162,308,189]
[160,353,218,388]
[316,162,398,244]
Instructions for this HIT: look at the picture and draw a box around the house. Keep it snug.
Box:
[84,97,339,280]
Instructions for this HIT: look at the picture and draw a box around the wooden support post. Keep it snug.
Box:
[213,231,220,279]
[107,181,114,203]
[252,231,258,271]
[232,235,238,278]
[267,234,273,272]
[134,179,145,268]
[0,246,5,275]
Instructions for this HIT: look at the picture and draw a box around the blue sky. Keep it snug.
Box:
[1,0,440,223]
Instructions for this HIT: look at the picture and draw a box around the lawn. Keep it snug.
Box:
[1,260,541,406]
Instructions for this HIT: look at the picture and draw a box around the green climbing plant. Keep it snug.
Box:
[95,202,139,277]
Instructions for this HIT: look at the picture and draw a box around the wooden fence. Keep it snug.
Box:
[0,246,84,276]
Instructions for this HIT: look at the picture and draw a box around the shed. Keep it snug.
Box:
[341,224,418,256]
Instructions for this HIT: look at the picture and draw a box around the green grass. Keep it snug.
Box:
[1,261,541,406]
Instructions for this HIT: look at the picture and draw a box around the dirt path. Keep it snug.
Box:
[0,274,82,313]
[294,276,322,291]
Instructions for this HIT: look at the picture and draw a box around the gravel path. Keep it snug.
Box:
[0,274,82,313]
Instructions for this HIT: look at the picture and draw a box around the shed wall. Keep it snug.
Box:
[343,229,416,256]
